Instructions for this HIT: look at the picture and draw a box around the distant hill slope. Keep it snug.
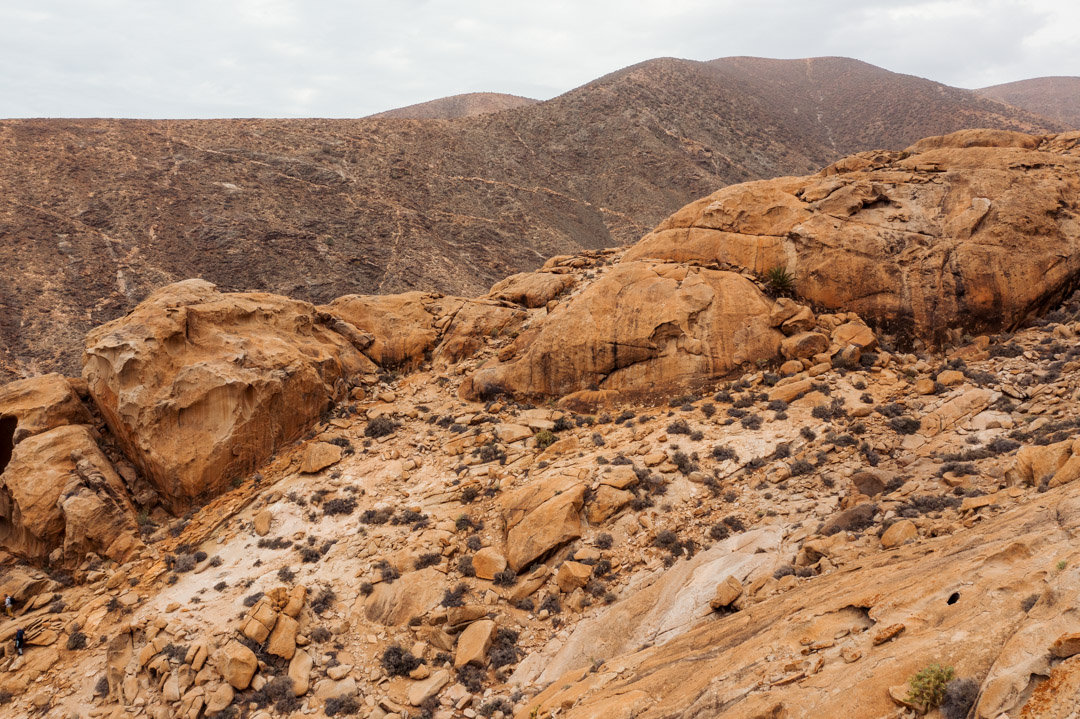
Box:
[977,76,1080,128]
[0,56,1067,380]
[369,92,539,119]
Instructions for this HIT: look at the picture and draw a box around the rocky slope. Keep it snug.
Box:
[369,94,539,120]
[4,130,1080,719]
[978,77,1080,130]
[0,57,1067,383]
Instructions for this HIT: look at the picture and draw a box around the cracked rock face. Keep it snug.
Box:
[468,262,783,399]
[626,129,1080,343]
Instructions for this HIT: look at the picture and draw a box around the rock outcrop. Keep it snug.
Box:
[83,280,370,509]
[0,373,140,564]
[626,129,1080,342]
[0,424,141,563]
[469,263,783,399]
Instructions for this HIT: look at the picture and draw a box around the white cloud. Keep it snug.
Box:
[0,0,1075,118]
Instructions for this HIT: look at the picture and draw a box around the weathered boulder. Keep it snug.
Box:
[299,442,343,474]
[709,575,743,610]
[555,562,593,593]
[625,129,1080,342]
[217,641,257,690]
[472,547,508,580]
[361,567,445,625]
[455,619,496,667]
[500,475,585,572]
[880,519,918,549]
[0,424,141,564]
[323,291,462,367]
[431,300,525,367]
[288,648,312,696]
[468,263,783,399]
[83,280,369,509]
[0,373,91,447]
[488,271,576,308]
[1007,438,1080,489]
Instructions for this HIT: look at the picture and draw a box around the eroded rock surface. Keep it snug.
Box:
[83,279,369,509]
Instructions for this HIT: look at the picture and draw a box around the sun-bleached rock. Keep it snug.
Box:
[83,279,370,509]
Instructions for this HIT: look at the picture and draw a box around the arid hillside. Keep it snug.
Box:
[3,130,1080,719]
[369,93,539,119]
[0,56,1066,381]
[978,76,1080,129]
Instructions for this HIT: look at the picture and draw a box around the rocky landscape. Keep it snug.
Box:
[1,128,1080,719]
[1,56,1073,383]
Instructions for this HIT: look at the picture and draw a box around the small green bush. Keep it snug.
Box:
[765,266,796,296]
[534,430,557,449]
[906,663,955,710]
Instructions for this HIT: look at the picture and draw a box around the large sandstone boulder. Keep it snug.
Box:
[83,280,370,509]
[0,424,141,564]
[431,300,525,367]
[468,262,783,399]
[625,129,1080,342]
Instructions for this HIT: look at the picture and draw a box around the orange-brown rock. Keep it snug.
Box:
[0,424,141,564]
[431,300,525,367]
[500,475,586,572]
[488,272,576,308]
[469,263,783,399]
[323,292,462,368]
[626,129,1080,342]
[83,280,370,509]
[0,373,91,446]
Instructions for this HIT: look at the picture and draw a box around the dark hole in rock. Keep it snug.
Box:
[947,592,960,605]
[0,414,15,475]
[0,415,16,475]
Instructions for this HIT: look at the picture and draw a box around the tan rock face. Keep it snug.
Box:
[83,280,369,509]
[0,373,91,446]
[519,481,1080,719]
[0,424,141,564]
[469,263,783,399]
[626,129,1080,342]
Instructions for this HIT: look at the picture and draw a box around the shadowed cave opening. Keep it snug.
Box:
[0,416,15,475]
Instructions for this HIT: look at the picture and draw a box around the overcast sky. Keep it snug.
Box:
[2,0,1077,118]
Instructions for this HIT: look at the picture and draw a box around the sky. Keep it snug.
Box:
[1,0,1077,118]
